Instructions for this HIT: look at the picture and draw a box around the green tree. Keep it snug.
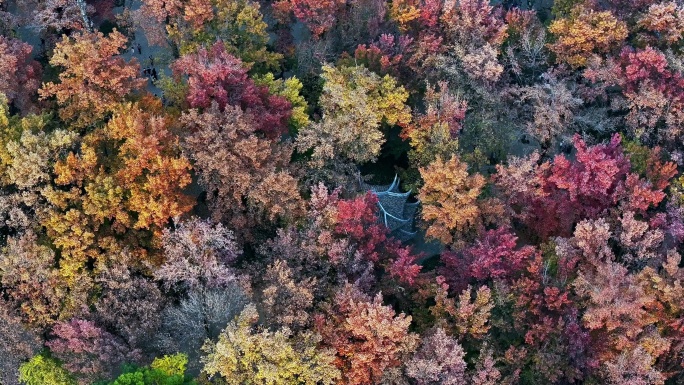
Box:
[19,354,75,385]
[107,354,196,385]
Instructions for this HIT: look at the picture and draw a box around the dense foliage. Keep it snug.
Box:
[0,0,684,384]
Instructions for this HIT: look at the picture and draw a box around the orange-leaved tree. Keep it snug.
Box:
[314,284,418,385]
[418,155,502,245]
[548,5,627,68]
[42,100,193,286]
[39,30,145,129]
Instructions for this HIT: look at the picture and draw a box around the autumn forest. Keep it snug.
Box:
[1,0,684,384]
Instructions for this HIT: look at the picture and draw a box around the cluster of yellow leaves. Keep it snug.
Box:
[0,95,81,284]
[19,354,75,385]
[0,95,13,174]
[4,127,76,190]
[0,97,77,190]
[39,30,145,129]
[388,0,421,31]
[637,250,684,353]
[150,353,189,376]
[0,100,92,324]
[202,304,340,385]
[297,65,411,165]
[671,174,684,207]
[417,155,486,245]
[214,0,282,70]
[39,208,96,284]
[260,260,316,330]
[548,5,628,68]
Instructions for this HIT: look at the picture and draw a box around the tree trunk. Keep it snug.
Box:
[76,0,93,32]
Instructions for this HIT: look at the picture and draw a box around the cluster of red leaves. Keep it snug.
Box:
[335,192,422,286]
[403,81,467,142]
[441,228,538,291]
[353,34,415,79]
[585,45,684,143]
[47,319,132,383]
[619,46,684,97]
[0,36,41,113]
[3,1,684,384]
[335,193,388,262]
[274,0,347,37]
[141,0,213,29]
[548,134,631,216]
[172,42,292,138]
[495,134,672,238]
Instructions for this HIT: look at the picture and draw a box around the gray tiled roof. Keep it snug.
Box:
[363,175,418,241]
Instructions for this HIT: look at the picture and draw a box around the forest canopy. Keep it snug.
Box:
[1,0,684,384]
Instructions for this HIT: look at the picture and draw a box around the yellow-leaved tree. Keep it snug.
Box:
[201,304,340,384]
[548,5,628,68]
[296,64,411,166]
